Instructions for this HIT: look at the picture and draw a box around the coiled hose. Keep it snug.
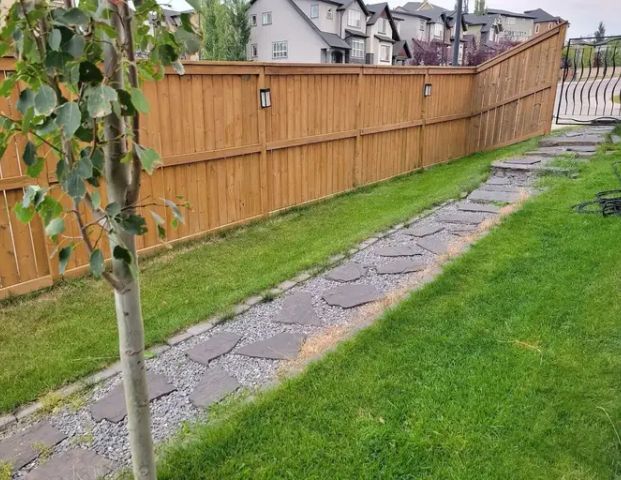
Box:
[573,161,621,216]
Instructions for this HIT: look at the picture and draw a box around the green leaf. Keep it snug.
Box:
[117,89,137,116]
[105,202,121,217]
[79,61,103,83]
[134,144,161,174]
[86,84,118,118]
[58,244,74,274]
[62,168,86,200]
[22,185,45,208]
[157,44,178,65]
[45,217,65,238]
[37,196,63,225]
[34,85,57,116]
[16,89,34,115]
[48,29,61,51]
[119,213,147,235]
[163,198,184,224]
[14,202,35,223]
[77,151,93,179]
[62,8,89,26]
[55,102,81,136]
[91,190,101,210]
[0,75,16,97]
[64,34,85,59]
[113,245,132,264]
[89,249,104,278]
[129,87,149,113]
[22,141,36,166]
[26,157,45,178]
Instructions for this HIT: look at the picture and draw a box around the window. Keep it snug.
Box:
[378,18,387,34]
[262,11,272,25]
[535,24,540,34]
[351,39,364,58]
[249,43,258,58]
[272,41,288,59]
[327,8,333,20]
[380,44,390,62]
[310,4,318,18]
[348,9,362,28]
[250,14,257,26]
[433,22,443,37]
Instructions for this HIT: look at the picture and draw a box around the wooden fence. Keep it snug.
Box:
[0,24,566,299]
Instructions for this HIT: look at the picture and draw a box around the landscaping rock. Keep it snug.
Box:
[486,176,510,185]
[416,235,450,255]
[539,135,602,147]
[90,373,175,423]
[437,212,485,224]
[457,202,500,214]
[376,245,422,257]
[324,262,365,282]
[187,332,243,366]
[0,421,66,470]
[376,259,426,275]
[402,224,444,237]
[189,366,241,408]
[235,332,306,360]
[322,284,382,308]
[468,189,520,204]
[480,184,523,192]
[273,292,321,326]
[24,449,113,480]
[503,157,542,165]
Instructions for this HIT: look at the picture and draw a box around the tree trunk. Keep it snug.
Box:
[102,1,156,479]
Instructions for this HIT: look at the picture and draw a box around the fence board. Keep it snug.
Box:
[0,23,567,298]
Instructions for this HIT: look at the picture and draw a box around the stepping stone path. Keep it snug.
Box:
[24,448,112,480]
[189,366,241,408]
[323,284,382,308]
[376,258,426,275]
[416,235,451,255]
[325,262,365,282]
[90,373,175,423]
[612,135,620,144]
[376,245,422,257]
[457,202,500,214]
[235,332,306,360]
[273,292,321,326]
[187,332,243,365]
[0,421,66,471]
[403,224,444,237]
[1,126,610,480]
[437,212,485,225]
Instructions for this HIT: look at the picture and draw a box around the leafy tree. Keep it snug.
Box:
[200,0,250,60]
[594,21,606,42]
[225,0,251,60]
[0,0,199,478]
[474,0,486,16]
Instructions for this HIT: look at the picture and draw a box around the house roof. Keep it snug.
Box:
[344,28,369,38]
[332,0,370,16]
[375,34,396,43]
[367,3,402,41]
[463,13,500,33]
[394,39,413,59]
[392,7,431,21]
[486,8,536,19]
[399,1,448,23]
[523,8,561,23]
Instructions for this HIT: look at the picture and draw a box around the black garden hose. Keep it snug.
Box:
[573,161,621,216]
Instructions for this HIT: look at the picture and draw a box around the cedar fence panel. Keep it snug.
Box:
[0,23,566,299]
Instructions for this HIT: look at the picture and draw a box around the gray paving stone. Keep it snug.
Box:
[90,373,176,423]
[612,134,621,144]
[457,202,500,214]
[480,184,523,192]
[503,157,542,165]
[24,449,113,480]
[416,235,450,255]
[0,414,16,433]
[322,284,382,308]
[527,146,595,158]
[486,176,510,185]
[0,421,66,471]
[189,366,241,409]
[437,212,485,225]
[273,292,321,326]
[235,332,306,360]
[376,245,422,257]
[325,262,365,282]
[187,332,243,366]
[376,258,426,275]
[539,135,602,147]
[402,224,444,237]
[468,189,521,204]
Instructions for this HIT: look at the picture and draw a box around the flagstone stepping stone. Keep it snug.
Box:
[503,157,542,165]
[24,449,113,480]
[480,184,523,192]
[539,135,602,147]
[376,258,426,275]
[526,147,594,158]
[322,284,382,308]
[324,262,365,282]
[273,292,321,326]
[189,366,241,408]
[612,134,621,144]
[437,212,485,224]
[468,189,520,204]
[0,421,66,471]
[402,224,444,237]
[416,235,450,255]
[486,176,510,185]
[90,373,175,423]
[187,332,243,366]
[376,245,422,257]
[457,202,500,214]
[235,332,306,360]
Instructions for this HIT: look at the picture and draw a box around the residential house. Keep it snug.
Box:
[463,13,502,45]
[525,8,562,36]
[486,8,534,43]
[247,0,411,64]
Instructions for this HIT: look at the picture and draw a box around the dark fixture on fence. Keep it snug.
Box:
[423,83,432,97]
[260,88,272,108]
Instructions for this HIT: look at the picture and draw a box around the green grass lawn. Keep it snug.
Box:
[0,139,538,413]
[157,134,621,479]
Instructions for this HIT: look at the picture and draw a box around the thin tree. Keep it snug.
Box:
[0,0,199,478]
[474,0,486,16]
[225,0,251,60]
[594,21,606,42]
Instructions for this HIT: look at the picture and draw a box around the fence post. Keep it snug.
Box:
[353,67,363,187]
[419,68,430,167]
[544,24,568,133]
[257,65,269,214]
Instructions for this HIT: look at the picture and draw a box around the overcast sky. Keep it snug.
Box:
[386,0,621,40]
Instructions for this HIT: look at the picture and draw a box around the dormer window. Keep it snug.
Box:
[310,4,319,19]
[348,10,362,28]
